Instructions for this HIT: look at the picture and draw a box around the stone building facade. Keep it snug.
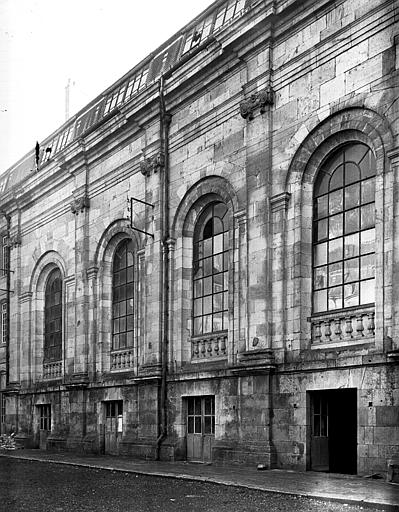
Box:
[0,0,398,476]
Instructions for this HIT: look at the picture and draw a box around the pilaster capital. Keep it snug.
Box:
[70,193,90,215]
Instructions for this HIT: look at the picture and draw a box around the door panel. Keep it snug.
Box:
[186,396,215,462]
[311,394,329,471]
[104,401,123,455]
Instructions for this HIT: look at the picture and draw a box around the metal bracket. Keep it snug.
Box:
[128,197,154,238]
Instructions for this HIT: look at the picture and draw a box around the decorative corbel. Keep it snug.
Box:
[9,233,21,248]
[240,84,275,120]
[70,194,90,215]
[140,152,165,177]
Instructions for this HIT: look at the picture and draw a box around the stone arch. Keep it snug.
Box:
[170,175,246,368]
[283,107,394,352]
[29,250,67,382]
[95,219,142,374]
[172,175,241,240]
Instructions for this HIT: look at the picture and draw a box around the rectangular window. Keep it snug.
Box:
[38,404,51,431]
[1,236,9,276]
[1,303,7,345]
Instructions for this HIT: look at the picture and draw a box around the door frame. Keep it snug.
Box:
[185,395,215,463]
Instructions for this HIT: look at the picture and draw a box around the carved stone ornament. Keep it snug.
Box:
[9,233,21,248]
[140,152,165,177]
[70,194,90,214]
[240,85,275,120]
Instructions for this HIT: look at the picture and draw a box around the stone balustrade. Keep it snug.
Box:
[191,333,228,359]
[311,308,375,344]
[43,361,62,379]
[110,348,136,371]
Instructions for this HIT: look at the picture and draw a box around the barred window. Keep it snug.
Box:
[193,203,229,336]
[1,236,9,277]
[1,302,6,345]
[38,404,51,431]
[313,143,376,313]
[112,240,134,350]
[44,269,62,361]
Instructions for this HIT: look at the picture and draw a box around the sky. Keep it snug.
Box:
[0,0,214,173]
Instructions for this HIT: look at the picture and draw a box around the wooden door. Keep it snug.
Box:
[311,393,329,471]
[187,396,214,463]
[104,401,123,455]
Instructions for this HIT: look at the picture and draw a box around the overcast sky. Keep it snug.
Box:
[0,0,213,173]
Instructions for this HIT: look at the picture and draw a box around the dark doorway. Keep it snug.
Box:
[104,400,123,455]
[310,389,357,474]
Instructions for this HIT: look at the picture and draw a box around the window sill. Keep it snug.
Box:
[311,337,374,350]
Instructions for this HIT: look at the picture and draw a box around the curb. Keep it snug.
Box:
[1,452,398,511]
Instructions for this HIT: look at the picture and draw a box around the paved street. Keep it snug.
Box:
[0,458,389,512]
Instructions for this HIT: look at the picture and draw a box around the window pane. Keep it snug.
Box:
[315,195,328,219]
[360,254,375,280]
[119,301,126,317]
[344,233,359,258]
[328,262,342,287]
[214,234,223,254]
[328,238,342,263]
[315,219,328,241]
[222,311,228,330]
[204,416,212,434]
[213,293,223,312]
[126,315,134,331]
[195,417,201,434]
[188,399,194,415]
[329,166,343,191]
[194,279,203,298]
[213,313,223,332]
[213,273,223,293]
[345,183,360,210]
[314,266,327,290]
[328,286,342,310]
[213,217,224,235]
[361,204,375,230]
[203,257,212,277]
[344,258,359,283]
[193,317,202,335]
[345,209,359,234]
[188,417,194,433]
[314,243,327,266]
[345,143,368,165]
[203,296,212,315]
[214,254,223,273]
[360,279,375,304]
[203,315,212,333]
[329,214,343,238]
[119,332,126,348]
[194,299,202,317]
[195,398,201,415]
[203,277,212,295]
[127,298,134,315]
[313,290,327,313]
[203,238,212,257]
[344,162,360,185]
[360,229,375,255]
[344,283,359,307]
[329,190,343,214]
[204,397,213,415]
[359,150,376,178]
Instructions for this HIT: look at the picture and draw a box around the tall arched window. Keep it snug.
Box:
[313,143,376,313]
[112,239,134,350]
[44,268,62,361]
[193,202,229,336]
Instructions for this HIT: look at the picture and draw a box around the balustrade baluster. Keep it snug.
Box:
[214,337,219,354]
[221,336,226,355]
[345,316,353,338]
[201,339,206,356]
[207,338,212,355]
[324,320,331,342]
[334,318,342,340]
[368,312,375,335]
[314,322,322,342]
[356,315,364,337]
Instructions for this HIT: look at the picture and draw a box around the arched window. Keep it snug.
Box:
[193,202,229,336]
[112,239,134,350]
[313,143,376,313]
[44,268,62,361]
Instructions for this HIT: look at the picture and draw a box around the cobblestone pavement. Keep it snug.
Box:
[1,450,398,511]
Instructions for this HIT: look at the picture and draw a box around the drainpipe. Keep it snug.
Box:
[155,35,219,460]
[156,76,171,460]
[0,212,11,387]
